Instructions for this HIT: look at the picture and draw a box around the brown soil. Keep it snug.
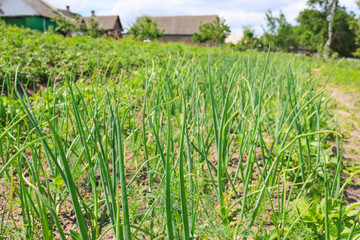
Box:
[2,82,49,97]
[329,88,360,162]
[329,87,360,203]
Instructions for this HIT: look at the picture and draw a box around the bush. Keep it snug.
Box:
[129,16,164,41]
[192,16,230,44]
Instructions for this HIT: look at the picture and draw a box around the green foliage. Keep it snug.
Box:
[257,1,357,57]
[307,0,338,13]
[192,16,230,44]
[235,27,261,51]
[86,17,103,38]
[276,13,299,51]
[330,9,357,57]
[290,197,360,239]
[129,16,164,41]
[351,3,360,57]
[0,23,172,84]
[261,11,298,51]
[297,9,327,53]
[310,57,360,91]
[296,6,356,57]
[51,13,77,36]
[51,13,102,38]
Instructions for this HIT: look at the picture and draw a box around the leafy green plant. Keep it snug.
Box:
[51,12,77,36]
[192,16,230,44]
[86,17,103,38]
[235,27,261,51]
[289,197,360,239]
[261,10,298,52]
[129,16,164,41]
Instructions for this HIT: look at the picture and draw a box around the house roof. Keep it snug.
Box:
[82,16,123,31]
[145,15,218,35]
[24,0,57,18]
[58,9,79,18]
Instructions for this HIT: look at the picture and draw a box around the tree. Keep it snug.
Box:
[297,7,356,57]
[276,12,299,51]
[236,27,260,51]
[260,10,298,52]
[260,10,281,50]
[297,9,327,53]
[351,1,360,57]
[129,16,164,41]
[307,0,339,58]
[52,12,103,38]
[87,17,103,38]
[324,0,338,57]
[330,9,357,57]
[240,27,258,48]
[192,16,230,44]
[51,13,77,36]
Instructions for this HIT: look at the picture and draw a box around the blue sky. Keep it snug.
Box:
[47,0,359,36]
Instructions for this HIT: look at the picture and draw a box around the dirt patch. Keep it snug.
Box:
[344,185,360,203]
[329,87,360,203]
[329,88,360,162]
[1,81,62,98]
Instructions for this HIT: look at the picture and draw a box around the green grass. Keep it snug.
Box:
[0,23,360,239]
[310,57,360,92]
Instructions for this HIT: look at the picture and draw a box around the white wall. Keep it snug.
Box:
[225,35,243,44]
[0,0,39,17]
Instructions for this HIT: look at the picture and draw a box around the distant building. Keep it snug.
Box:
[137,15,218,44]
[0,1,124,38]
[0,0,57,32]
[82,11,123,39]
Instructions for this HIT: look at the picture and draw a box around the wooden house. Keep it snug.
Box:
[137,15,218,44]
[0,0,57,31]
[82,11,123,39]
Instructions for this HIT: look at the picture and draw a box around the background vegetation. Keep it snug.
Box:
[129,16,165,41]
[192,16,231,44]
[233,0,360,58]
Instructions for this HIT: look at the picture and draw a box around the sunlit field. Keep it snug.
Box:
[1,23,360,239]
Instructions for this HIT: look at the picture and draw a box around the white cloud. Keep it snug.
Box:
[46,0,360,35]
[46,0,90,12]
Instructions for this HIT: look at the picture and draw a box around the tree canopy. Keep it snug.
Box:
[86,17,103,38]
[331,9,357,57]
[129,16,164,41]
[51,13,103,38]
[297,5,356,57]
[351,1,360,57]
[51,13,78,36]
[235,2,360,58]
[192,16,230,44]
[236,27,260,50]
[260,11,298,52]
[296,9,327,53]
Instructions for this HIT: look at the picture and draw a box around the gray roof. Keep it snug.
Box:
[82,16,123,31]
[58,9,79,18]
[24,0,57,18]
[145,15,218,35]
